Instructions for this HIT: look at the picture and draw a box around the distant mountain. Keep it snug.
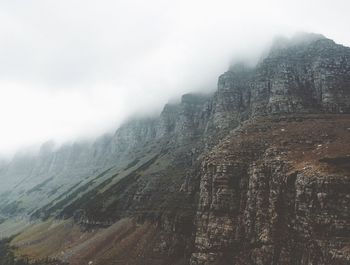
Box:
[1,33,350,265]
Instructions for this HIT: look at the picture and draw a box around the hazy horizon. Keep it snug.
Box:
[1,0,350,157]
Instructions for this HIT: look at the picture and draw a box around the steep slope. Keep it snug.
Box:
[191,114,350,265]
[1,33,350,265]
[0,93,212,219]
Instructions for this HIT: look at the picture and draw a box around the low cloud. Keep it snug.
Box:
[0,0,349,155]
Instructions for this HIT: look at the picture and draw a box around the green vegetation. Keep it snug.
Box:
[31,167,113,219]
[30,181,83,219]
[26,177,54,195]
[60,154,160,221]
[93,167,113,181]
[0,201,22,216]
[123,158,140,170]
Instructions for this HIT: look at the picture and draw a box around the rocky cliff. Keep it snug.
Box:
[189,33,350,265]
[1,33,350,265]
[191,115,350,265]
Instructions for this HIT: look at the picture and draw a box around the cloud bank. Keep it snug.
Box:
[0,0,349,155]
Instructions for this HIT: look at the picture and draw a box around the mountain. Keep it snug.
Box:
[0,33,349,265]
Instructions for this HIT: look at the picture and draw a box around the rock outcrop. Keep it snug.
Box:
[1,33,350,265]
[191,115,350,265]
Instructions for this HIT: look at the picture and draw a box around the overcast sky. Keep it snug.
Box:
[0,0,349,156]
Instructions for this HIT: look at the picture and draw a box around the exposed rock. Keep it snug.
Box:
[1,33,350,265]
[191,115,350,265]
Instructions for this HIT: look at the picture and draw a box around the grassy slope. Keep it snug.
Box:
[11,218,187,265]
[8,114,350,264]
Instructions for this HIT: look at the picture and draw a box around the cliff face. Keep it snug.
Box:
[189,34,350,265]
[216,34,350,117]
[191,115,350,265]
[1,33,350,265]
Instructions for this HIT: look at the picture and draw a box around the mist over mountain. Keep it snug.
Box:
[0,33,349,265]
[1,1,350,265]
[1,0,350,156]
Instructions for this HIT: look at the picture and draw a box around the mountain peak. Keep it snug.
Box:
[271,32,328,48]
[1,33,350,265]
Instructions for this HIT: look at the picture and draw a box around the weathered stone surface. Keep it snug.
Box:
[191,115,350,265]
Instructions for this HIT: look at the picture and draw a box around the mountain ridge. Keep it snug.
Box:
[0,33,350,265]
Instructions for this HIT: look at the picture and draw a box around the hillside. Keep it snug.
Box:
[0,33,350,265]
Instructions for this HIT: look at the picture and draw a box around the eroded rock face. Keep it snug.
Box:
[254,37,350,114]
[189,37,350,264]
[1,34,350,265]
[191,115,350,265]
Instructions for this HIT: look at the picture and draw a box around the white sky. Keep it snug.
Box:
[0,0,349,156]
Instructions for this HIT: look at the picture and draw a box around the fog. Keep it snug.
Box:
[0,0,349,156]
